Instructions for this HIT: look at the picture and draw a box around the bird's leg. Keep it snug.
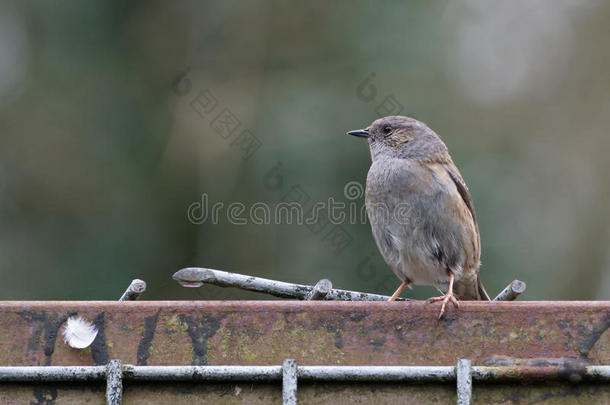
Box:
[428,272,459,318]
[388,279,410,301]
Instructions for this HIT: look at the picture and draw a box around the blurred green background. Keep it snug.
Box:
[0,1,608,301]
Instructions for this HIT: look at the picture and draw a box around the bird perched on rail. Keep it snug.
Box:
[348,116,489,318]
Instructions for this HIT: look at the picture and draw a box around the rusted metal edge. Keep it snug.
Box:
[1,300,607,368]
[0,300,605,310]
[1,364,608,382]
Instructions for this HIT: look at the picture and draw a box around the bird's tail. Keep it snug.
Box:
[477,275,490,301]
[454,275,490,301]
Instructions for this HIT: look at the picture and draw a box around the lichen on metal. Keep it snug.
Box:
[105,359,122,405]
[122,365,283,381]
[297,366,456,382]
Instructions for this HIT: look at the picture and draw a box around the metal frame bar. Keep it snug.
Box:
[106,359,122,405]
[1,361,608,405]
[4,363,607,382]
[282,359,298,405]
[172,267,527,302]
[456,359,472,405]
[173,267,408,301]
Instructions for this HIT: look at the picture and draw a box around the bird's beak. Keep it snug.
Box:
[347,128,370,138]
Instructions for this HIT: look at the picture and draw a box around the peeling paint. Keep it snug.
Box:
[137,312,159,365]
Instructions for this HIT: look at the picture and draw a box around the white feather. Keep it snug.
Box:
[62,316,98,349]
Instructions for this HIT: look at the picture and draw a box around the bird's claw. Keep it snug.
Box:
[428,293,459,319]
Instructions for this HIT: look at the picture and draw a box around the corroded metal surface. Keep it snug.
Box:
[0,301,607,366]
[0,301,608,404]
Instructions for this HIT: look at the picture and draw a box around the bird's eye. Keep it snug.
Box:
[383,126,392,134]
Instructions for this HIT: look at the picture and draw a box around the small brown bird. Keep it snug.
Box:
[348,116,489,318]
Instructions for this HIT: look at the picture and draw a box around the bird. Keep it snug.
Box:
[347,116,490,318]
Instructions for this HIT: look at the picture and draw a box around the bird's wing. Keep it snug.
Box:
[421,161,480,267]
[441,161,477,227]
[413,160,485,299]
[439,160,489,300]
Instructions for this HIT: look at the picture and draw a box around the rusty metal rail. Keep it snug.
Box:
[1,298,608,403]
[0,360,608,405]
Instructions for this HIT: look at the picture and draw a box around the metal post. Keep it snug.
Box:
[282,359,298,405]
[118,279,146,301]
[492,280,526,301]
[106,359,123,405]
[456,359,472,405]
[306,279,332,300]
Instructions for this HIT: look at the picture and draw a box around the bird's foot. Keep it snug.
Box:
[428,292,459,319]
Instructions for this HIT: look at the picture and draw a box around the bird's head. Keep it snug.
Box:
[347,115,446,161]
